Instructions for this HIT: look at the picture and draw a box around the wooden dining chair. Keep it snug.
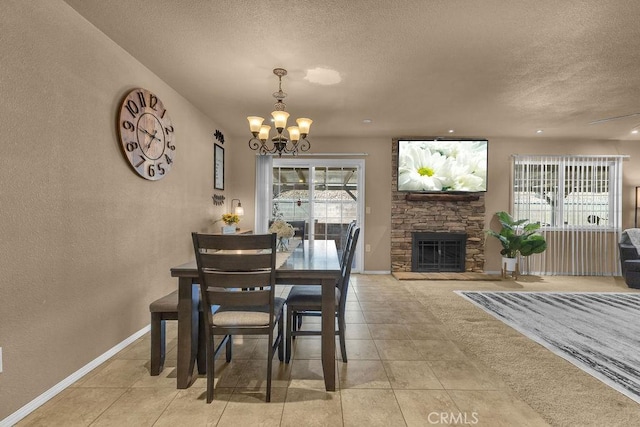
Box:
[285,226,360,363]
[340,220,357,266]
[291,220,356,331]
[192,232,284,403]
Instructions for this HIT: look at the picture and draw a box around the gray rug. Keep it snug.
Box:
[456,291,640,404]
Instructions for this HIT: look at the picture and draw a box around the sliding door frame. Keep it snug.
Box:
[272,157,365,273]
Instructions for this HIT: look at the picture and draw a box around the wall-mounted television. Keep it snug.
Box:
[397,139,488,193]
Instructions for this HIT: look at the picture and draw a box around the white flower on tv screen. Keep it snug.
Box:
[398,141,486,192]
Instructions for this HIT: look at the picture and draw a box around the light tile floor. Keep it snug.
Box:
[17,274,572,426]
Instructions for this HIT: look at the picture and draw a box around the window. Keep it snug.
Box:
[513,156,622,230]
[511,155,624,276]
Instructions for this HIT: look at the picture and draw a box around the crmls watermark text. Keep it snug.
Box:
[428,412,479,425]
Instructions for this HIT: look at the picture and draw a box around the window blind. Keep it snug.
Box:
[512,155,624,276]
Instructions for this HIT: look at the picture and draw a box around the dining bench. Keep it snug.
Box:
[149,290,206,376]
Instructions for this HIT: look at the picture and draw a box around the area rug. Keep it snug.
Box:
[456,291,640,404]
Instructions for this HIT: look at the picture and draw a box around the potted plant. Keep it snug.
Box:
[221,213,240,234]
[485,211,547,273]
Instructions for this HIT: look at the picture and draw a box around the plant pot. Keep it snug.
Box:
[502,257,518,272]
[501,256,520,279]
[221,225,236,234]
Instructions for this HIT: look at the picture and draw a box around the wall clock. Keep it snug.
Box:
[118,88,175,180]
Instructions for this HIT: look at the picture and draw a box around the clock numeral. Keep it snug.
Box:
[122,120,135,131]
[148,163,156,177]
[125,99,139,118]
[136,91,146,108]
[149,93,158,111]
[125,141,139,152]
[166,140,176,151]
[160,109,167,119]
[135,156,146,168]
[165,125,174,135]
[164,154,173,165]
[157,163,166,175]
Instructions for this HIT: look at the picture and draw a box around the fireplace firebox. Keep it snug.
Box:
[412,232,467,272]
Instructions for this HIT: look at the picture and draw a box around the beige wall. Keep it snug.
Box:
[0,1,228,418]
[4,1,640,421]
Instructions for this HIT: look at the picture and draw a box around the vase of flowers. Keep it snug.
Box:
[221,213,240,234]
[269,219,295,251]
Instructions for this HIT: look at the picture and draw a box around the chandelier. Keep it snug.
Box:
[247,68,312,156]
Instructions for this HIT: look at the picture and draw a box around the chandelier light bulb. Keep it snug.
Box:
[287,126,301,143]
[271,110,290,131]
[247,116,264,134]
[258,125,271,142]
[296,118,313,136]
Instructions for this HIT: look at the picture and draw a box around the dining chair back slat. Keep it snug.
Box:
[205,286,271,308]
[195,233,276,250]
[197,252,274,271]
[201,270,272,288]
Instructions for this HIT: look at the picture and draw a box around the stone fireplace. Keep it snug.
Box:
[391,139,485,272]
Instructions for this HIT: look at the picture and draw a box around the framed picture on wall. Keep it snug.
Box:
[214,144,224,190]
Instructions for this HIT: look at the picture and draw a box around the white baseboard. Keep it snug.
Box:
[361,270,391,275]
[1,325,150,427]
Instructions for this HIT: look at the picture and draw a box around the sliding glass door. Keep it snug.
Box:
[271,158,364,272]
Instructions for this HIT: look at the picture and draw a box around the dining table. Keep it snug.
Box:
[169,238,341,391]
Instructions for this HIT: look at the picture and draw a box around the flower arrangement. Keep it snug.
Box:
[269,219,295,239]
[221,213,240,226]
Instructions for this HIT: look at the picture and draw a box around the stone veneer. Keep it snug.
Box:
[391,139,485,272]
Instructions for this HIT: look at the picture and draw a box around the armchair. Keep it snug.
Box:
[619,229,640,288]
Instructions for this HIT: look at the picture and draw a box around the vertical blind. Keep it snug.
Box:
[512,155,624,276]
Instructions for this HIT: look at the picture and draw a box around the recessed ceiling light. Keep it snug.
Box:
[448,129,454,133]
[363,119,373,124]
[632,129,639,134]
[536,129,543,134]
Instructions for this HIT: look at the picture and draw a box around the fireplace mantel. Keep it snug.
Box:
[405,193,480,202]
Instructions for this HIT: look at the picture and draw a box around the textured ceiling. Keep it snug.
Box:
[64,0,640,141]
